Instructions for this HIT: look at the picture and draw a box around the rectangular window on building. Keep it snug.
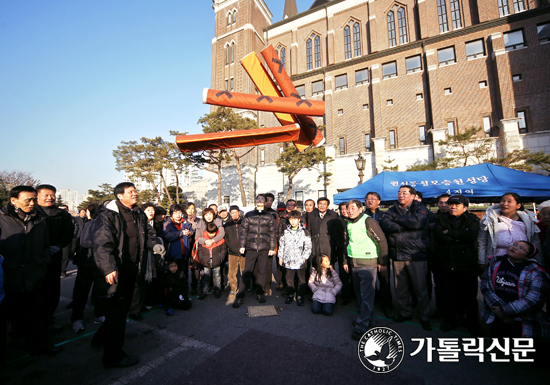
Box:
[260,149,265,165]
[438,46,456,65]
[517,111,527,133]
[512,74,522,82]
[339,137,346,155]
[223,196,230,204]
[382,61,397,79]
[447,121,456,136]
[338,109,343,115]
[444,87,452,95]
[498,0,510,16]
[335,74,348,90]
[387,99,393,106]
[355,68,369,85]
[278,192,285,203]
[296,85,305,98]
[225,79,229,91]
[365,134,371,151]
[416,93,423,101]
[466,39,485,59]
[389,130,396,149]
[537,23,550,43]
[363,104,369,110]
[504,30,525,50]
[295,191,304,210]
[312,80,324,95]
[419,125,426,145]
[479,80,488,88]
[483,116,492,134]
[513,0,525,13]
[230,77,234,91]
[406,55,422,73]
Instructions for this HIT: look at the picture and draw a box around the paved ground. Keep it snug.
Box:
[1,262,548,385]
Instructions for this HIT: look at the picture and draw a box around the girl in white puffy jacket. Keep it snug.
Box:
[308,254,342,315]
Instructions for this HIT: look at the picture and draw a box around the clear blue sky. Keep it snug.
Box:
[0,1,315,194]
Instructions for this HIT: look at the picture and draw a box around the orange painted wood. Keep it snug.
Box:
[203,88,325,116]
[175,124,300,152]
[260,45,326,147]
[240,52,310,152]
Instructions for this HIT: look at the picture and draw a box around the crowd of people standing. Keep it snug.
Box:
[0,181,549,368]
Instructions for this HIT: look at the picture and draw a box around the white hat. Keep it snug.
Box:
[538,200,550,212]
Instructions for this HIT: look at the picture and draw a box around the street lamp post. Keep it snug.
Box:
[355,152,366,185]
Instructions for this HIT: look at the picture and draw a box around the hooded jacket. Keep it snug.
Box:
[92,200,160,297]
[0,204,50,292]
[477,204,542,265]
[379,200,430,261]
[278,223,312,269]
[240,208,277,252]
[481,256,550,342]
[308,267,343,304]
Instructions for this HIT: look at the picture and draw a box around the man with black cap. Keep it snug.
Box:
[431,194,480,335]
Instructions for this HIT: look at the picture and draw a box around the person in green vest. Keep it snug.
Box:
[343,199,389,341]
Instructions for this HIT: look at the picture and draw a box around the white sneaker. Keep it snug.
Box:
[94,316,105,325]
[73,320,84,333]
[226,292,236,306]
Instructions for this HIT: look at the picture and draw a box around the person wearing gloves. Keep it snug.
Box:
[91,182,163,369]
[278,210,312,306]
[478,193,543,267]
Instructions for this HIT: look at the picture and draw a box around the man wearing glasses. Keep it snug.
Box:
[380,185,433,330]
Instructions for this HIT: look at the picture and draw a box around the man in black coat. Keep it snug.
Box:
[379,185,432,330]
[35,184,74,328]
[432,194,480,335]
[91,182,162,368]
[307,197,343,268]
[233,194,277,308]
[0,186,61,360]
[224,205,244,303]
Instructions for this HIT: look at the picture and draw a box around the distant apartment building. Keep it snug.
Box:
[206,0,550,208]
[57,189,89,213]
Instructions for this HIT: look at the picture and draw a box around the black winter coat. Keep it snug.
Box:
[379,200,430,261]
[239,209,277,252]
[432,211,480,271]
[0,205,50,292]
[36,205,74,251]
[307,209,343,262]
[92,200,160,297]
[224,217,242,255]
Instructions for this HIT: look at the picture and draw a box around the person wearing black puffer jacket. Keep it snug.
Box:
[379,185,432,331]
[233,194,277,308]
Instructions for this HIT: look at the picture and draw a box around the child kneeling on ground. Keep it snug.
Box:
[158,258,192,316]
[308,254,342,315]
[198,222,226,300]
[278,210,312,306]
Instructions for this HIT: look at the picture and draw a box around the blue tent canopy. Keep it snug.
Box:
[333,163,550,204]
